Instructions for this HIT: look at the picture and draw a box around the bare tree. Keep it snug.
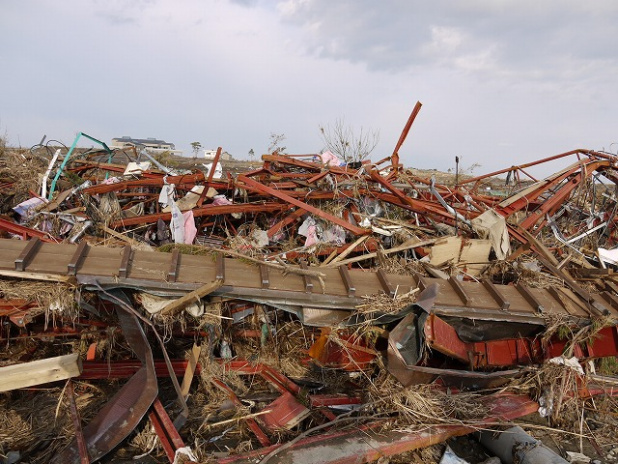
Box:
[319,119,379,163]
[268,133,287,154]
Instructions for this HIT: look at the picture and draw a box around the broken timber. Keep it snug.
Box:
[0,238,615,324]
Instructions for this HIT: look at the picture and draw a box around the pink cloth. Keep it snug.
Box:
[182,210,197,244]
[320,150,340,167]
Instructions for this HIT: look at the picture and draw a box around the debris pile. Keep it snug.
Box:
[1,121,617,463]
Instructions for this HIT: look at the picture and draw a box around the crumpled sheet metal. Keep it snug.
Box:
[52,290,158,463]
[386,284,521,388]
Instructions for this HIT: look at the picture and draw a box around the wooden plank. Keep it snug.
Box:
[448,276,469,306]
[516,283,544,314]
[167,249,180,282]
[118,245,132,278]
[215,252,225,281]
[0,353,82,392]
[14,238,40,271]
[338,265,356,297]
[482,279,510,310]
[376,268,396,297]
[160,279,223,316]
[259,264,270,289]
[299,261,313,293]
[180,344,202,399]
[67,241,88,276]
[328,236,369,267]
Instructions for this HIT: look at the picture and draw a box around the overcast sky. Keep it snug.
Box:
[2,0,617,175]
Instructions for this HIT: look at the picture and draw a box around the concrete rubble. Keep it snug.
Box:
[0,119,617,463]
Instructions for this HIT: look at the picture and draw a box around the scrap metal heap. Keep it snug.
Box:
[1,121,618,463]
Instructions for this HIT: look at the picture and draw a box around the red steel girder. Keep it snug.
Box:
[0,218,57,242]
[459,149,616,192]
[79,359,201,379]
[110,202,291,228]
[82,172,223,195]
[423,313,618,369]
[391,101,422,171]
[238,175,370,236]
[217,392,538,464]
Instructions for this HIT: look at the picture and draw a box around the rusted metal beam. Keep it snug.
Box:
[391,101,422,170]
[82,172,209,195]
[239,175,369,236]
[110,202,291,228]
[217,392,538,464]
[0,218,55,242]
[266,207,305,238]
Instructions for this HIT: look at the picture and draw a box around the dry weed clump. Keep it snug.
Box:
[355,287,419,316]
[363,371,489,429]
[508,361,618,447]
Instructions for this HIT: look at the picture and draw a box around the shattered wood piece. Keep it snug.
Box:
[328,237,441,267]
[0,353,82,392]
[67,241,88,276]
[328,236,369,266]
[160,279,223,316]
[338,265,356,297]
[516,283,544,314]
[14,237,41,271]
[180,344,202,399]
[259,263,270,288]
[118,245,132,278]
[520,228,576,281]
[167,249,180,282]
[482,278,510,310]
[448,276,470,306]
[100,225,143,246]
[376,268,396,297]
[321,249,339,266]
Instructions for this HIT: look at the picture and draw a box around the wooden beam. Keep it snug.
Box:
[516,283,544,314]
[299,260,313,293]
[0,353,83,392]
[216,253,225,281]
[167,249,180,282]
[118,245,132,278]
[482,279,510,310]
[339,265,356,297]
[68,241,88,276]
[377,268,396,298]
[259,264,270,289]
[14,238,41,271]
[449,276,470,306]
[160,280,224,316]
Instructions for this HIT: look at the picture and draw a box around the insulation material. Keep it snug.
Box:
[471,209,511,260]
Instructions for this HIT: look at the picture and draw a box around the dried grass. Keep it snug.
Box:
[0,279,78,327]
[355,287,419,316]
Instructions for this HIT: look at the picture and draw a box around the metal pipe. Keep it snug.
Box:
[479,426,568,464]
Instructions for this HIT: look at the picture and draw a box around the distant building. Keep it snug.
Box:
[110,136,181,153]
[204,149,233,161]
